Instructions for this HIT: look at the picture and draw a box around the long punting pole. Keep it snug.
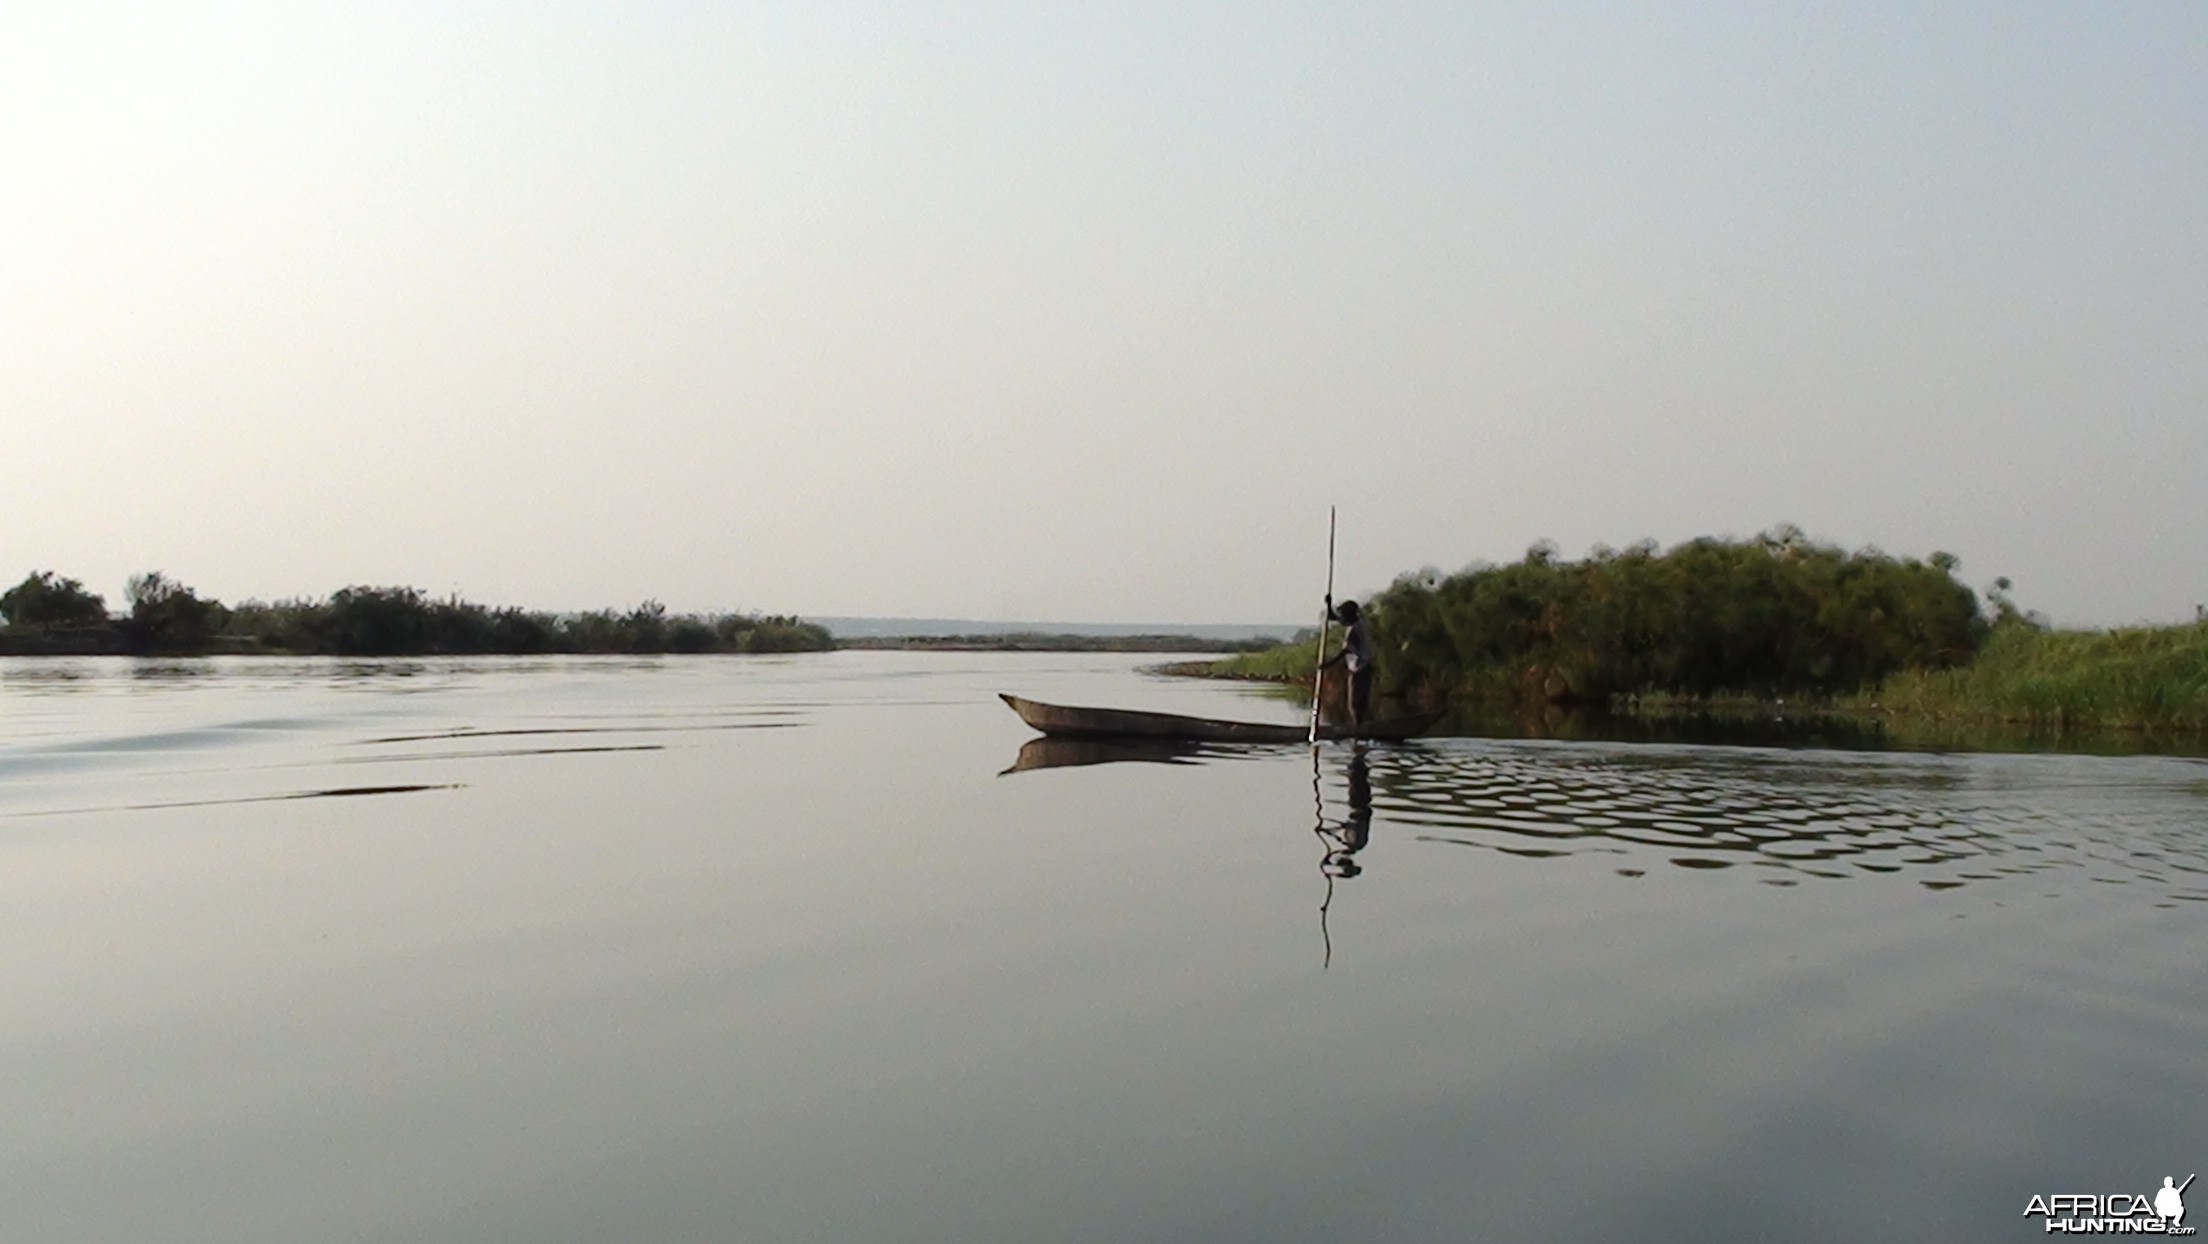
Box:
[1308,506,1337,747]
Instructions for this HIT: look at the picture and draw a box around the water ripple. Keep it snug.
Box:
[10,783,462,818]
[1357,741,2208,902]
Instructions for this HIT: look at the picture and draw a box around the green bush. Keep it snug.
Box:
[122,572,226,653]
[1210,528,1987,707]
[1,571,108,630]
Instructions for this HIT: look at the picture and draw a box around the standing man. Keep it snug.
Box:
[1320,596,1375,730]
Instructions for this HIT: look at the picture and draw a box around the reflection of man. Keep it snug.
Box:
[1320,745,1373,877]
[1314,744,1378,968]
[2157,1175,2190,1225]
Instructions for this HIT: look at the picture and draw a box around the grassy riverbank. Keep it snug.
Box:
[1847,618,2208,731]
[1194,622,2208,739]
[1173,639,1329,681]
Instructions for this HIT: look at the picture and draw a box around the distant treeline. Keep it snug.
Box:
[1215,527,1990,705]
[0,571,831,657]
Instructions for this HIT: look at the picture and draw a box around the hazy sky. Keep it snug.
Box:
[6,3,2203,625]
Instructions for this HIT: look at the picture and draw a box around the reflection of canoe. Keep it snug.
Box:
[1001,735,1218,774]
[999,694,1441,743]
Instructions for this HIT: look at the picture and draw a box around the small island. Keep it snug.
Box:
[1179,527,2208,740]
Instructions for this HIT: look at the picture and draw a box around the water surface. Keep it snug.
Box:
[3,653,2202,1242]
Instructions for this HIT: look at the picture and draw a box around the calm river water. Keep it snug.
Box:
[3,653,2203,1242]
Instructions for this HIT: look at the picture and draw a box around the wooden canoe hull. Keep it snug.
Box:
[999,694,1439,743]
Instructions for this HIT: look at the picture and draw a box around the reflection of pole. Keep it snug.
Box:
[1308,506,1336,749]
[1314,747,1333,969]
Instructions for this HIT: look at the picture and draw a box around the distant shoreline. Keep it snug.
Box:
[0,574,833,658]
[2,571,1303,658]
[0,633,1278,658]
[834,632,1280,654]
[811,617,1300,643]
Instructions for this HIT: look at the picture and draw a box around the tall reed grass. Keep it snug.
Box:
[1855,619,2208,730]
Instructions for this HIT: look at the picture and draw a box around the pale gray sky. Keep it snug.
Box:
[6,3,2203,626]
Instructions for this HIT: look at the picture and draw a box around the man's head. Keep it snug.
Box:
[1336,599,1360,621]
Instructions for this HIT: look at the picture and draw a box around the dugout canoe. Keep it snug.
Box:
[999,694,1440,743]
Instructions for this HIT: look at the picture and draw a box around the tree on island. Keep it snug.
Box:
[0,571,108,631]
[121,572,226,653]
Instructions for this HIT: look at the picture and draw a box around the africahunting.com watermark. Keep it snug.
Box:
[2024,1174,2193,1234]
